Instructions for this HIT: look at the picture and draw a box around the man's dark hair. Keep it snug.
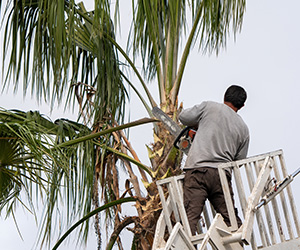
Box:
[224,85,247,109]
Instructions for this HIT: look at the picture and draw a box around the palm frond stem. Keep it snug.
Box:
[106,216,137,250]
[57,118,158,148]
[51,197,137,250]
[105,33,157,108]
[120,72,152,117]
[117,128,149,183]
[102,145,153,178]
[170,1,203,104]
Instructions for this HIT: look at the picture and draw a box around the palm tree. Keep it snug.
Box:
[0,0,246,249]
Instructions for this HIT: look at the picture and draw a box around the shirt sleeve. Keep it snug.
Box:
[235,136,250,160]
[179,102,207,127]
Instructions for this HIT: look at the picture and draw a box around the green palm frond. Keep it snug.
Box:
[0,109,91,244]
[0,113,56,217]
[0,138,22,208]
[130,0,246,104]
[3,0,71,103]
[0,108,158,247]
[192,0,246,53]
[68,2,128,125]
[2,0,127,126]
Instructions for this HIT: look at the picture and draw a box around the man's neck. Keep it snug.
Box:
[224,102,239,112]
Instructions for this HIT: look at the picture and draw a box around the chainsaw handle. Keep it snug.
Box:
[174,127,196,149]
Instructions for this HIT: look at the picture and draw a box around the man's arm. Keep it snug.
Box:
[235,136,250,160]
[178,102,207,127]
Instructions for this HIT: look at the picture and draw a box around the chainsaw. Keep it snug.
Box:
[152,106,196,155]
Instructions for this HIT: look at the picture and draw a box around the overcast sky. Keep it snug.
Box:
[0,0,300,249]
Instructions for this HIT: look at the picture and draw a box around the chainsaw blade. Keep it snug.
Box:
[152,106,195,155]
[152,106,182,137]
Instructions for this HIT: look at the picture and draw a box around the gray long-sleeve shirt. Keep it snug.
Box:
[179,101,249,170]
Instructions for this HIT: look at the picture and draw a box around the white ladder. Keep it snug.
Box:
[152,150,300,250]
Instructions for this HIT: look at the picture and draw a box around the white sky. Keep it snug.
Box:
[0,0,300,249]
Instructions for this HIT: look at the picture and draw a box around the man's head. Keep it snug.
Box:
[224,85,247,111]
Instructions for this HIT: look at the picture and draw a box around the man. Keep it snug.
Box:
[179,85,249,235]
